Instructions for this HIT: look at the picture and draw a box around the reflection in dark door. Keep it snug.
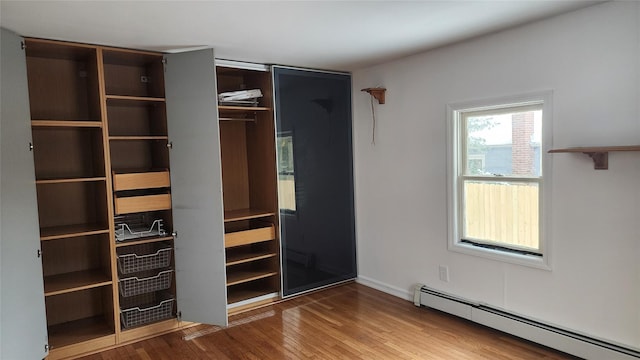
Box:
[273,67,356,297]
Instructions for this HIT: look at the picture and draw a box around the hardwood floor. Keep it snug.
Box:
[81,283,579,359]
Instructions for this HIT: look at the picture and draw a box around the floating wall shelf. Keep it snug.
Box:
[548,145,640,169]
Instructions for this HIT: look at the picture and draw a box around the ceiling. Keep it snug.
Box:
[1,1,601,71]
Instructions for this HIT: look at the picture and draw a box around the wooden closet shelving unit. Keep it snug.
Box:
[26,39,116,357]
[26,38,179,359]
[216,65,280,311]
[102,47,178,342]
[23,39,284,357]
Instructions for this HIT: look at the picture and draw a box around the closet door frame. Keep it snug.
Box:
[271,65,357,298]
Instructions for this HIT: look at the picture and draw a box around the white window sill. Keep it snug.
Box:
[448,241,551,270]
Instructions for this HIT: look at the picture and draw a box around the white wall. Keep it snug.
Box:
[353,1,640,348]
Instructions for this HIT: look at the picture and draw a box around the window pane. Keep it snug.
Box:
[463,180,539,251]
[465,109,542,177]
[277,133,296,211]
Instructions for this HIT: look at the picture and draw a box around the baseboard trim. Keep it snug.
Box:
[356,275,413,301]
[417,285,640,360]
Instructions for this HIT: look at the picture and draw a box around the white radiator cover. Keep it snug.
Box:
[414,285,640,360]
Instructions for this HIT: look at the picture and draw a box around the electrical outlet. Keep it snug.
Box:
[438,265,449,282]
[140,75,149,83]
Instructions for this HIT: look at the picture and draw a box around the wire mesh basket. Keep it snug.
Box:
[119,269,174,297]
[115,217,166,242]
[117,244,172,275]
[120,294,174,329]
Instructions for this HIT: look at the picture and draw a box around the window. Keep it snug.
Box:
[447,92,552,268]
[277,133,296,212]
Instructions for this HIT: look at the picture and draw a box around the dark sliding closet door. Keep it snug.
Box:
[273,66,356,297]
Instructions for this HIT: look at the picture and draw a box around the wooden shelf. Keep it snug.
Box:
[36,177,106,185]
[119,318,181,344]
[31,120,103,128]
[115,236,174,248]
[224,226,275,248]
[109,135,169,141]
[44,270,112,296]
[226,270,278,286]
[40,224,110,241]
[226,251,277,266]
[106,95,165,102]
[227,289,276,305]
[218,105,270,112]
[113,171,170,191]
[114,193,172,215]
[224,208,276,222]
[548,145,640,169]
[47,316,115,350]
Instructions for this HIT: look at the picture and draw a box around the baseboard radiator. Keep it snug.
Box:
[414,285,640,360]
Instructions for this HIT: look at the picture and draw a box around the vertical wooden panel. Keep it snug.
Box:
[41,235,110,277]
[247,112,278,214]
[219,121,250,211]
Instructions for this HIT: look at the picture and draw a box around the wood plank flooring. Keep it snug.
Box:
[81,283,580,359]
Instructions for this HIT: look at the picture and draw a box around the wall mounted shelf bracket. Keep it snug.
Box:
[548,145,640,170]
[584,151,608,170]
[361,87,386,104]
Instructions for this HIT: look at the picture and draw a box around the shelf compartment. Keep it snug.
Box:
[35,181,109,230]
[107,98,167,137]
[218,112,278,215]
[25,39,101,121]
[44,270,112,297]
[225,224,275,248]
[41,234,112,294]
[226,276,278,305]
[40,224,110,241]
[113,171,170,191]
[110,139,170,173]
[114,193,172,215]
[120,292,175,329]
[226,270,278,286]
[227,288,277,306]
[224,208,275,222]
[117,243,173,275]
[103,50,165,98]
[216,66,272,109]
[45,286,115,346]
[47,316,115,351]
[32,127,106,180]
[119,270,174,297]
[226,241,277,266]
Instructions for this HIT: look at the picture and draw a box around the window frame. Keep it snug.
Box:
[446,91,553,269]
